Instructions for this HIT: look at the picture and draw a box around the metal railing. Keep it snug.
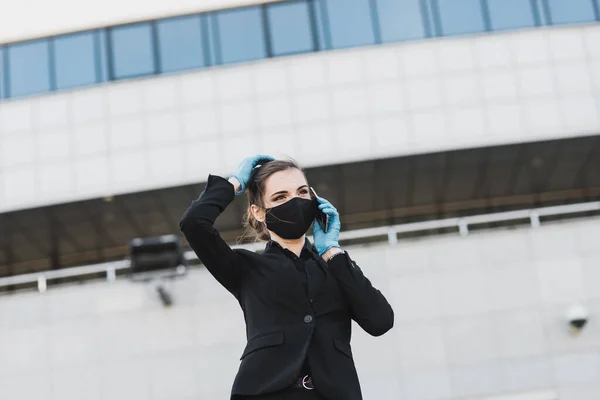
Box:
[1,200,598,292]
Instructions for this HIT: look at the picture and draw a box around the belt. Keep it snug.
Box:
[292,375,315,390]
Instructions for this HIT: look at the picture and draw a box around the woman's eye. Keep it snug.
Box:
[299,189,309,195]
[274,195,286,201]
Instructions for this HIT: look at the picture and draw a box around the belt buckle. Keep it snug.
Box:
[301,375,314,390]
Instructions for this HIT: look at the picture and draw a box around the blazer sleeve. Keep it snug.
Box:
[327,252,394,336]
[179,174,244,298]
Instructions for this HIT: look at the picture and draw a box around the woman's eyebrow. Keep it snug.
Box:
[270,185,308,197]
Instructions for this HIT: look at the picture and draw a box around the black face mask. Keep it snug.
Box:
[265,197,318,240]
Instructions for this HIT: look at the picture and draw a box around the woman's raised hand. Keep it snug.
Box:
[312,197,341,256]
[230,155,275,195]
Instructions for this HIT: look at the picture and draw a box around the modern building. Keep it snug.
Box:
[0,0,599,399]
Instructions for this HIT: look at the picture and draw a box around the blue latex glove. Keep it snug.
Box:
[313,197,341,256]
[231,155,275,195]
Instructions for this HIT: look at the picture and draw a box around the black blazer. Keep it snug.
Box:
[179,175,394,400]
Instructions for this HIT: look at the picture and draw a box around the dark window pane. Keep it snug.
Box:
[157,15,206,73]
[435,0,486,35]
[323,0,376,48]
[110,23,155,79]
[546,0,596,24]
[54,32,98,90]
[8,40,51,97]
[488,0,537,30]
[215,7,266,64]
[267,1,314,55]
[376,0,426,42]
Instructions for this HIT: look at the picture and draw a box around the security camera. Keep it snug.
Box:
[566,304,589,334]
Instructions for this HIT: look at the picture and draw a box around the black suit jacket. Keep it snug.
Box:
[180,175,394,400]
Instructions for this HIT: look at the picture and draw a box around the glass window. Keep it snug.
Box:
[545,0,596,25]
[376,0,427,42]
[214,6,267,64]
[7,39,51,97]
[54,31,99,90]
[322,0,376,48]
[488,0,537,30]
[157,15,206,73]
[109,23,155,79]
[267,1,314,55]
[434,0,486,36]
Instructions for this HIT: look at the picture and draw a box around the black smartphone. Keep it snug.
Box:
[310,187,329,232]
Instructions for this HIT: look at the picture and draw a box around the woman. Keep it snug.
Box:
[180,155,394,400]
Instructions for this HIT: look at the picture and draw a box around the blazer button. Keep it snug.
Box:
[304,315,313,323]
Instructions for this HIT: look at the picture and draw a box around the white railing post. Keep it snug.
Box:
[530,211,540,228]
[106,266,116,283]
[387,228,398,245]
[458,219,469,237]
[37,275,47,293]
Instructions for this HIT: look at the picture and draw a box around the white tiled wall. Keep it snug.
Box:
[1,24,600,213]
[1,217,600,400]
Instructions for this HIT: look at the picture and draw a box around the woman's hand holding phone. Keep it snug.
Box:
[312,196,341,257]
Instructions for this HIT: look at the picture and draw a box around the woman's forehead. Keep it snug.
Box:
[265,169,307,194]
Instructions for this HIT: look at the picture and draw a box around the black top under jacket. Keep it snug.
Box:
[179,175,395,400]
